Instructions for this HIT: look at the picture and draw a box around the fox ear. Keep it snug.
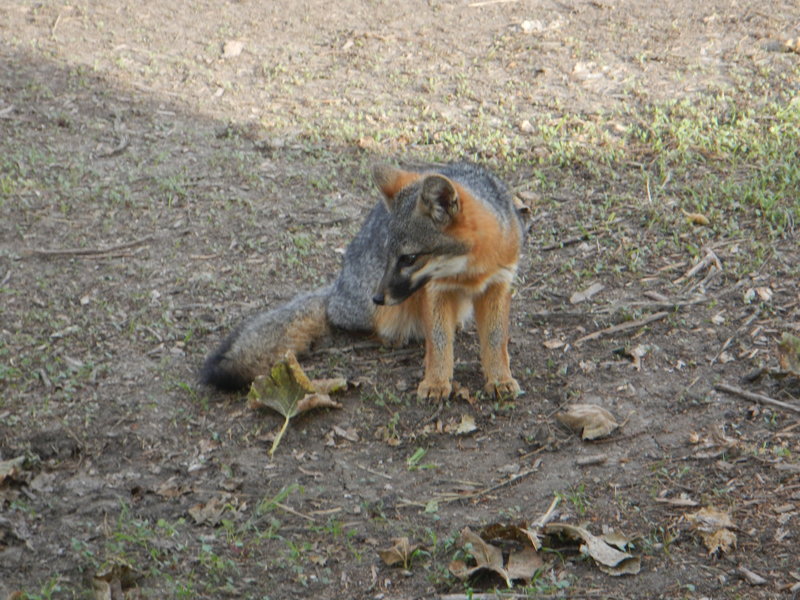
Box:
[419,175,459,227]
[372,164,418,210]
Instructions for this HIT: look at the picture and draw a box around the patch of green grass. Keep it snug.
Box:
[407,447,437,471]
[628,93,800,237]
[14,577,64,600]
[555,483,589,516]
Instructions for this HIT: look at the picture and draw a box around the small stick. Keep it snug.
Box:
[737,565,767,586]
[435,459,542,504]
[51,13,62,39]
[541,232,595,252]
[715,383,800,415]
[96,137,130,158]
[597,295,706,314]
[576,454,608,466]
[440,595,529,600]
[542,218,623,251]
[532,494,561,528]
[440,595,528,600]
[355,463,393,480]
[469,0,519,6]
[575,311,668,345]
[674,249,721,285]
[711,308,759,365]
[274,501,316,522]
[26,235,154,258]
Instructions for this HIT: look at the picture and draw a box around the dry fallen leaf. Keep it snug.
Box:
[311,377,349,394]
[506,546,543,582]
[454,414,477,435]
[544,523,640,576]
[686,506,737,555]
[682,210,710,226]
[452,380,473,403]
[629,344,648,371]
[704,528,737,555]
[655,492,699,507]
[188,494,230,526]
[450,527,512,587]
[570,282,605,304]
[93,561,134,600]
[777,332,800,376]
[0,456,25,484]
[248,351,344,456]
[450,525,543,586]
[222,40,244,58]
[378,537,420,569]
[543,338,565,350]
[556,404,618,440]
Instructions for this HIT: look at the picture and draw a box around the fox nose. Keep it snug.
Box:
[372,292,385,305]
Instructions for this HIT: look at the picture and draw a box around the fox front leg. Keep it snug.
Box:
[417,288,459,401]
[473,280,520,400]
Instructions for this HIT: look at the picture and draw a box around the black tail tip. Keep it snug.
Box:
[199,351,251,392]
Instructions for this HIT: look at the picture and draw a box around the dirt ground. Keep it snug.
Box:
[1,1,800,598]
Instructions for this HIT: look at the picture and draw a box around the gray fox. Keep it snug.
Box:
[201,162,524,400]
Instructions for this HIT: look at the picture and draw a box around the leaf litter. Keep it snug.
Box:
[378,537,422,570]
[447,496,640,589]
[686,506,737,555]
[777,332,800,376]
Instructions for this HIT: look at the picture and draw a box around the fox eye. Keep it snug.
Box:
[397,254,418,268]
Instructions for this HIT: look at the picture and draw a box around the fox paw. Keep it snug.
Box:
[484,378,521,400]
[417,379,452,401]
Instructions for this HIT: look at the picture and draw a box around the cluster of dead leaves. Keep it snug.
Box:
[379,497,641,588]
[685,506,737,556]
[687,426,742,460]
[448,521,640,585]
[376,412,477,447]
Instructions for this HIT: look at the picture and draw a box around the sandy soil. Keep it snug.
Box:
[1,1,799,598]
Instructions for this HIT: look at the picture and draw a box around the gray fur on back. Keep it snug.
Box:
[327,202,390,331]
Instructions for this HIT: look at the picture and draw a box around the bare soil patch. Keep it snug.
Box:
[2,1,799,598]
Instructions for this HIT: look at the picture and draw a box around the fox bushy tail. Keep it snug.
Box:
[200,287,331,391]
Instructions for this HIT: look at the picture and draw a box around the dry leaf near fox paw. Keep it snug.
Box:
[555,404,619,440]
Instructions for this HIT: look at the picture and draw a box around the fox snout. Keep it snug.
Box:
[372,287,404,306]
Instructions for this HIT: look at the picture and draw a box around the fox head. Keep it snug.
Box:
[371,165,470,306]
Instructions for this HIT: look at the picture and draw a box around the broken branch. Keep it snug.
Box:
[715,383,800,415]
[26,235,154,258]
[575,311,668,345]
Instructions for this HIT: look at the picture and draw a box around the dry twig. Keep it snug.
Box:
[469,0,518,6]
[400,459,543,508]
[575,311,668,345]
[26,235,154,258]
[715,383,800,415]
[674,249,722,285]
